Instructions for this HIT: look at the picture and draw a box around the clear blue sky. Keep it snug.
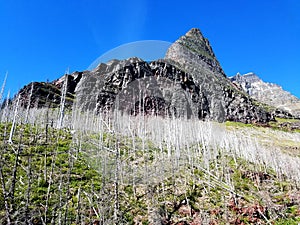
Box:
[0,0,299,98]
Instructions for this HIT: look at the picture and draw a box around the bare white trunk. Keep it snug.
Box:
[1,90,10,123]
[25,82,34,123]
[0,71,8,104]
[8,94,20,143]
[57,74,68,129]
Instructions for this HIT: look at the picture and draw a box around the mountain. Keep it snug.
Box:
[74,28,272,123]
[16,28,273,124]
[230,72,300,118]
[164,28,271,123]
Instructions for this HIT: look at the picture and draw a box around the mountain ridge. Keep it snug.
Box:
[231,72,300,118]
[72,28,273,123]
[14,28,299,124]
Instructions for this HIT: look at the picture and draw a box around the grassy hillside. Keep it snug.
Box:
[0,110,299,224]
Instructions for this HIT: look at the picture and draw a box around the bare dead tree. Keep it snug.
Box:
[0,71,8,104]
[25,82,34,124]
[57,74,68,129]
[9,123,25,218]
[113,139,120,224]
[57,168,64,225]
[8,94,20,143]
[0,101,11,223]
[63,146,74,225]
[75,187,81,224]
[25,150,32,225]
[44,148,56,224]
[1,91,10,123]
[0,143,11,224]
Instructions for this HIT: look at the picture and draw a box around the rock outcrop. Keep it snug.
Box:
[17,71,83,108]
[230,72,300,118]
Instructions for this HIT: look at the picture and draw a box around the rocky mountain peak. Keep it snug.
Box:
[231,72,261,84]
[230,72,300,118]
[163,28,274,123]
[184,28,211,55]
[185,28,205,39]
[165,28,225,77]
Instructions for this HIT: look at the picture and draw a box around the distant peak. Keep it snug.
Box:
[233,72,257,77]
[243,72,256,77]
[230,72,261,83]
[242,72,261,81]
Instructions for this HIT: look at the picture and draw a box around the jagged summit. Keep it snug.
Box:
[230,72,261,84]
[185,28,204,39]
[164,28,271,123]
[183,28,216,60]
[92,57,144,74]
[184,28,214,59]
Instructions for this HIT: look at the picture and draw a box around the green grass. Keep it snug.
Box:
[225,120,255,128]
[0,123,103,224]
[275,117,300,123]
[226,117,300,133]
[269,117,300,133]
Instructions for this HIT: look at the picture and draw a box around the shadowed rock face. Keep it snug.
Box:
[231,72,300,118]
[75,58,210,118]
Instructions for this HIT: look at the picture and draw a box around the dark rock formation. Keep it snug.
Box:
[18,81,63,108]
[18,71,83,108]
[75,58,203,117]
[231,72,300,119]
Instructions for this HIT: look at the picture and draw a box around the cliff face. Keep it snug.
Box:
[75,58,208,118]
[165,28,272,123]
[231,72,300,118]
